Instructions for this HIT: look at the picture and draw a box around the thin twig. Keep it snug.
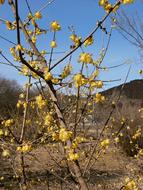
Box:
[49,1,121,71]
[0,34,16,45]
[0,52,21,72]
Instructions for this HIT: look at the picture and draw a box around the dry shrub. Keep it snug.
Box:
[112,98,143,157]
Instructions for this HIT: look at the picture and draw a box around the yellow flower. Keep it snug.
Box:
[35,95,47,109]
[78,53,93,64]
[35,27,43,35]
[50,40,57,48]
[44,113,53,126]
[17,144,31,153]
[41,50,47,56]
[19,93,25,99]
[31,18,36,26]
[94,93,105,103]
[35,11,42,19]
[72,136,86,149]
[23,102,28,109]
[132,128,141,139]
[10,47,15,54]
[99,0,108,7]
[21,145,31,153]
[4,130,8,136]
[2,149,10,157]
[68,150,80,161]
[104,3,112,13]
[139,149,143,156]
[114,137,119,143]
[44,72,53,81]
[30,60,38,67]
[125,178,138,190]
[122,0,134,4]
[27,13,32,19]
[15,44,23,51]
[17,146,21,151]
[99,0,120,13]
[74,74,86,87]
[101,139,110,148]
[84,35,94,47]
[52,132,59,141]
[112,4,120,12]
[51,78,59,84]
[61,64,72,79]
[5,21,14,30]
[0,176,4,181]
[0,129,3,136]
[20,65,29,76]
[70,34,76,41]
[59,128,72,142]
[2,119,14,127]
[89,81,97,89]
[51,21,61,31]
[27,30,33,36]
[31,36,37,44]
[96,81,103,88]
[0,0,5,5]
[70,34,81,46]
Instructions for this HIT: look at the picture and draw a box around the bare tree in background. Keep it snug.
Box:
[0,77,21,117]
[116,8,143,55]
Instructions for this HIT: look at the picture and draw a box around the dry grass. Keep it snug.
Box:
[0,140,143,190]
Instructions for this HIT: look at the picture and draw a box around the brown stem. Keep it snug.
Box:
[20,76,31,143]
[20,153,28,190]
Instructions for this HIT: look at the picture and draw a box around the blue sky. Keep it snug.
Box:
[0,0,143,89]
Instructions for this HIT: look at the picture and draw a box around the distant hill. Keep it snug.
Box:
[102,79,143,100]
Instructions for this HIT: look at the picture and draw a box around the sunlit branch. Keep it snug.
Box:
[38,0,56,12]
[23,0,55,29]
[0,61,21,70]
[98,63,126,70]
[0,34,16,45]
[48,31,56,68]
[0,52,21,72]
[25,0,32,14]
